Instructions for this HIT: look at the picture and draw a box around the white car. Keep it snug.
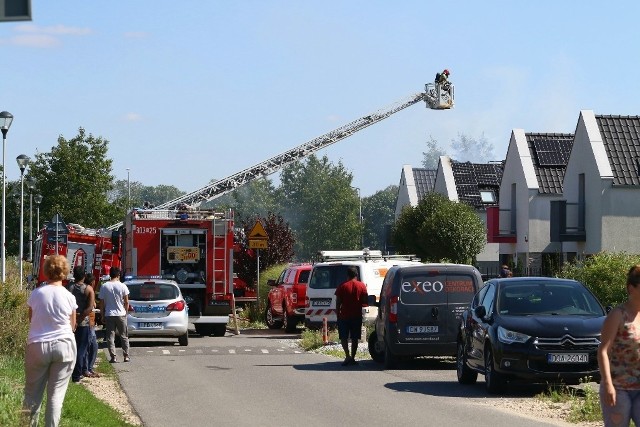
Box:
[125,278,189,346]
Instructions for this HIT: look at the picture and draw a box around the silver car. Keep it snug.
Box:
[125,279,189,346]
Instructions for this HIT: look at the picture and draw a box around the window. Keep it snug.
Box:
[479,190,496,203]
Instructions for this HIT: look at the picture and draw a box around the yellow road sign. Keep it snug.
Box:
[249,239,268,249]
[249,220,268,240]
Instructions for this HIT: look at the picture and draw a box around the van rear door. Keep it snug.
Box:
[397,272,477,343]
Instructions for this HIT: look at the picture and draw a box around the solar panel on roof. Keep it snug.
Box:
[533,138,572,166]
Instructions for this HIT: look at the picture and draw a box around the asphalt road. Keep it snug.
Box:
[110,329,572,427]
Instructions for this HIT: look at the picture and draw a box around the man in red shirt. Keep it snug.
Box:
[335,266,368,366]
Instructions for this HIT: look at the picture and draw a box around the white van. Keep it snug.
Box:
[304,250,421,328]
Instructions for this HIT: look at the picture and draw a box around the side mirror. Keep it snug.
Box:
[368,294,379,307]
[474,305,487,319]
[267,279,277,287]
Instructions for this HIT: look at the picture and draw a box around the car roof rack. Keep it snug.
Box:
[316,249,420,263]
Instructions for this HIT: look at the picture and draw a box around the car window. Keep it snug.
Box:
[398,273,447,305]
[308,265,352,289]
[128,283,179,301]
[480,283,496,314]
[471,284,490,309]
[497,281,604,316]
[297,270,310,284]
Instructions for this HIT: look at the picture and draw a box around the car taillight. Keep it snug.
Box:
[166,301,186,311]
[305,296,310,308]
[127,304,134,312]
[389,296,398,323]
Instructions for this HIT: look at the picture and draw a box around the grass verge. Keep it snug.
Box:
[535,379,603,424]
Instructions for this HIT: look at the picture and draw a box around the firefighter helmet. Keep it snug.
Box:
[443,69,450,76]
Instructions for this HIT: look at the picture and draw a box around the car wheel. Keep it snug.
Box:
[212,324,227,337]
[383,340,396,370]
[265,302,283,329]
[484,346,506,394]
[178,332,189,346]
[195,324,213,337]
[456,340,477,384]
[368,329,384,363]
[283,304,297,333]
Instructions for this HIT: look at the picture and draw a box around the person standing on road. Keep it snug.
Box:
[23,254,77,427]
[597,265,640,426]
[83,273,100,378]
[68,266,95,383]
[335,266,368,366]
[98,267,130,363]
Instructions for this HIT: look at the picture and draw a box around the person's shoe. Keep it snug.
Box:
[341,357,353,366]
[123,355,130,362]
[72,377,82,383]
[349,358,359,366]
[109,357,117,363]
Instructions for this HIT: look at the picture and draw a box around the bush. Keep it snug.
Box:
[558,252,640,307]
[0,277,29,358]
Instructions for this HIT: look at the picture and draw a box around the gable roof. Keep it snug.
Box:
[412,168,437,201]
[525,133,574,194]
[596,115,640,186]
[450,161,503,208]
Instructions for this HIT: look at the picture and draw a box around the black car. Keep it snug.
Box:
[456,277,606,394]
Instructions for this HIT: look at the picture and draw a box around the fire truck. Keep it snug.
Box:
[31,215,121,286]
[120,207,253,337]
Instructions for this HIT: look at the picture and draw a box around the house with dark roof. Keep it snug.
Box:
[551,110,640,259]
[394,165,437,218]
[487,130,574,273]
[432,156,503,270]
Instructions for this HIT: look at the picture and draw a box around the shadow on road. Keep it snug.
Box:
[385,380,549,399]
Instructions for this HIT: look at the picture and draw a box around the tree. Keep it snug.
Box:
[362,185,397,251]
[109,180,185,209]
[393,192,486,263]
[278,154,360,260]
[234,212,295,286]
[422,135,446,169]
[450,132,495,163]
[28,128,122,228]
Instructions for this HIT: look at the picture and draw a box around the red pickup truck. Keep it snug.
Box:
[265,264,312,333]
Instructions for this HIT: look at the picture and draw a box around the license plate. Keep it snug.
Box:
[312,299,332,307]
[139,322,162,329]
[547,353,589,363]
[406,325,438,334]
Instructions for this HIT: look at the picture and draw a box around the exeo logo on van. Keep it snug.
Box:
[401,280,444,293]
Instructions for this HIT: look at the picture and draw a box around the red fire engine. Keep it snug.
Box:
[121,207,253,336]
[31,215,121,286]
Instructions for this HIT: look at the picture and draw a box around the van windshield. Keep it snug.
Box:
[400,274,476,305]
[309,265,355,289]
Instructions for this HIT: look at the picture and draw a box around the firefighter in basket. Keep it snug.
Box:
[435,69,451,92]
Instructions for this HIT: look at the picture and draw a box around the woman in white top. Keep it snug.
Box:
[23,255,77,427]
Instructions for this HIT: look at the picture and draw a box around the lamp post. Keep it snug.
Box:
[1,111,13,283]
[26,176,36,262]
[352,187,363,249]
[34,195,42,245]
[126,168,131,212]
[16,154,30,289]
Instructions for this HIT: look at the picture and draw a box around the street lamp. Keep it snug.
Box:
[352,187,363,249]
[16,154,30,289]
[26,176,36,262]
[34,194,43,246]
[1,111,13,283]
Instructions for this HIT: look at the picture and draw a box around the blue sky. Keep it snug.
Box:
[1,1,639,197]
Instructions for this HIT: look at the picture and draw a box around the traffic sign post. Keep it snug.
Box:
[248,220,268,312]
[46,213,68,255]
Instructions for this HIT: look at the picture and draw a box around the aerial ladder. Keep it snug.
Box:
[150,78,454,211]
